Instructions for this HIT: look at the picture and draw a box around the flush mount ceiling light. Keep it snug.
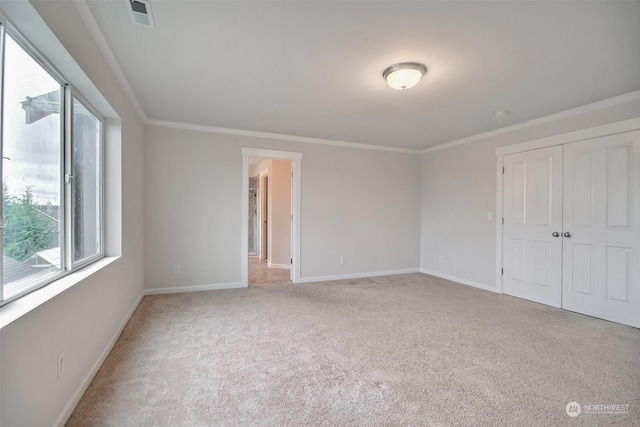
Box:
[383,62,427,90]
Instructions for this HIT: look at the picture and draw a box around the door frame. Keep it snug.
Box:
[495,117,640,293]
[241,148,302,286]
[257,169,269,261]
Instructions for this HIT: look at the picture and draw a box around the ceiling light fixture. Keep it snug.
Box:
[383,62,427,90]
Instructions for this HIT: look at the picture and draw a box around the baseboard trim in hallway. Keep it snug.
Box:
[268,263,291,270]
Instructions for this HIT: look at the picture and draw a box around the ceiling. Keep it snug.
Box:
[85,1,640,150]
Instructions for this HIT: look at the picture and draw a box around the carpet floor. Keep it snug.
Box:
[67,273,640,426]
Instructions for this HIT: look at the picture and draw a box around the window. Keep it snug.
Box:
[71,96,102,265]
[0,25,104,305]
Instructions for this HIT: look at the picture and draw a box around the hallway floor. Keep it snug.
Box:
[249,257,291,285]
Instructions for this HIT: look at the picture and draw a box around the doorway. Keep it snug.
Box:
[250,161,291,285]
[242,148,302,286]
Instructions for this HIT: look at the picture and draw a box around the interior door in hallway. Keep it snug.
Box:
[562,131,640,327]
[502,146,563,307]
[260,175,268,260]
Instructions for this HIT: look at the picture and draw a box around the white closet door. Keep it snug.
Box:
[563,131,640,327]
[503,146,563,307]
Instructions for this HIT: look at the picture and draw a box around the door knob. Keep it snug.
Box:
[563,232,572,238]
[552,232,560,237]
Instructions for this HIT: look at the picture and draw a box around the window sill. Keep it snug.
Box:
[0,256,120,330]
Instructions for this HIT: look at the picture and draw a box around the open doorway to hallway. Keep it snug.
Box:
[248,156,292,285]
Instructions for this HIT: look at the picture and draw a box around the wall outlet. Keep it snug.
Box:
[438,256,445,264]
[340,256,346,264]
[173,265,181,274]
[57,352,65,380]
[487,211,493,220]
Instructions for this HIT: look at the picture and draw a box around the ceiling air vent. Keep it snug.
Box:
[127,0,155,28]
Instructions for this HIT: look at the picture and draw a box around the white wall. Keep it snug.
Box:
[268,160,292,267]
[0,2,144,426]
[144,125,420,290]
[420,97,640,289]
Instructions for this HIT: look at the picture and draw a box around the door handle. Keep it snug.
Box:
[563,232,572,238]
[552,232,560,238]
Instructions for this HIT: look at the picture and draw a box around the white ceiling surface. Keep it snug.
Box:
[86,1,640,150]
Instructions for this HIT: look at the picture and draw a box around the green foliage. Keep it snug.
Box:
[2,185,56,261]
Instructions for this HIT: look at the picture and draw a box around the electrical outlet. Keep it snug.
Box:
[57,352,65,380]
[487,211,493,220]
[438,256,445,264]
[340,256,346,264]
[173,265,181,274]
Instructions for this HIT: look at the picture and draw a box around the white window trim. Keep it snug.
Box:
[0,256,119,329]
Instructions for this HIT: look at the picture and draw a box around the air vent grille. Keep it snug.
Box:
[127,0,155,28]
[130,0,147,14]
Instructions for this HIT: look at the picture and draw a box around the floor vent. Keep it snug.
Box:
[127,0,155,28]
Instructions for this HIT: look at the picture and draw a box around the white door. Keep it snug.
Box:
[503,146,564,307]
[260,175,269,260]
[562,131,640,327]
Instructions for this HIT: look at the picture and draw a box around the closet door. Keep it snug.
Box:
[503,146,563,307]
[563,131,640,327]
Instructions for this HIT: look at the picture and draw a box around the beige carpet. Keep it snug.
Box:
[67,274,640,426]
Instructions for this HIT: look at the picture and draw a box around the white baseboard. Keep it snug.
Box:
[268,263,291,270]
[420,268,500,293]
[297,268,420,284]
[144,282,246,295]
[55,290,144,427]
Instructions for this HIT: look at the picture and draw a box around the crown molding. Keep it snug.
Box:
[146,119,421,154]
[73,0,147,122]
[149,90,640,155]
[421,90,640,154]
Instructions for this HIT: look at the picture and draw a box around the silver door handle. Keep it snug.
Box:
[563,232,572,238]
[552,232,560,238]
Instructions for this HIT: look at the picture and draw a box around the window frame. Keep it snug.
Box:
[67,88,105,269]
[0,19,105,306]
